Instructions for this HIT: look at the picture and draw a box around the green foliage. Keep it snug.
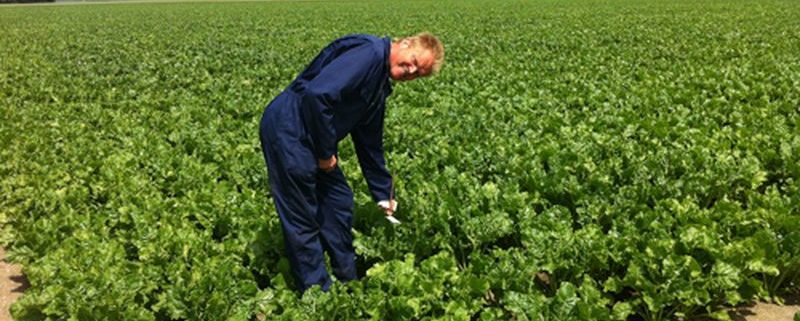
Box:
[2,0,800,320]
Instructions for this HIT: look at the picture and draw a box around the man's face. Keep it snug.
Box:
[390,41,435,81]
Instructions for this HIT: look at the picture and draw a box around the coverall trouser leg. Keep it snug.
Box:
[261,136,328,291]
[259,104,357,291]
[315,168,357,282]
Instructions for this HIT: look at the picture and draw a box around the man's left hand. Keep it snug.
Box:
[378,199,398,216]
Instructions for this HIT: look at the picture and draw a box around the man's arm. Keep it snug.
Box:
[301,44,378,161]
[351,112,393,204]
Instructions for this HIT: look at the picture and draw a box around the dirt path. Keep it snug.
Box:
[1,247,28,321]
[730,294,799,321]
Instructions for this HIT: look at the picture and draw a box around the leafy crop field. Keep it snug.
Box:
[1,0,799,320]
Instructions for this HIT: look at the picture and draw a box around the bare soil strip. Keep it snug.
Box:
[734,294,800,321]
[1,247,28,321]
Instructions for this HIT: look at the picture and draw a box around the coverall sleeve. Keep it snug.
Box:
[301,45,378,160]
[351,109,393,202]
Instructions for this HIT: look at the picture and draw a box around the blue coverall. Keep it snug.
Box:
[259,34,394,291]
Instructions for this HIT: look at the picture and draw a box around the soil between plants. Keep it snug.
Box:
[1,246,28,321]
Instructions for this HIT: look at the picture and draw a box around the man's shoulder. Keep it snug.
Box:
[337,33,383,44]
[335,34,388,55]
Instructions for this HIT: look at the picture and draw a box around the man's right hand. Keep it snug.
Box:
[318,155,337,172]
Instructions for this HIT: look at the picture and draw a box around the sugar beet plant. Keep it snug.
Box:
[1,0,799,320]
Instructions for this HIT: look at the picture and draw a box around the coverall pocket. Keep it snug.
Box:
[276,139,316,181]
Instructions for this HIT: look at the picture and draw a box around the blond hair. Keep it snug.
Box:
[398,32,445,74]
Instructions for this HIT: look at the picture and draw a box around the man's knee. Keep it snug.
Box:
[332,189,354,211]
[322,178,354,211]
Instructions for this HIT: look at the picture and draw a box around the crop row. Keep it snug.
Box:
[1,1,799,320]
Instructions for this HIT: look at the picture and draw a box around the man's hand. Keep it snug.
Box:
[318,155,337,172]
[378,199,398,216]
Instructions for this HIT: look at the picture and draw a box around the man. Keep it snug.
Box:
[258,32,444,291]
